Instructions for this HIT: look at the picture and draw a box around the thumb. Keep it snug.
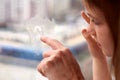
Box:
[81,29,104,58]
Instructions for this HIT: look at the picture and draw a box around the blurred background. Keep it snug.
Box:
[0,0,92,80]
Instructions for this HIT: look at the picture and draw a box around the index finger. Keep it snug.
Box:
[40,36,64,49]
[81,11,90,24]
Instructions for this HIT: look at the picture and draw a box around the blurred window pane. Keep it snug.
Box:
[0,0,91,80]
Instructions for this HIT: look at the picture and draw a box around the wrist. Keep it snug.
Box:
[93,56,106,61]
[91,54,106,61]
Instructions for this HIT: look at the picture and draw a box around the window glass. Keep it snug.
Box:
[0,0,91,80]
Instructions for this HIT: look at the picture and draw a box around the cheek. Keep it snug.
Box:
[96,30,114,57]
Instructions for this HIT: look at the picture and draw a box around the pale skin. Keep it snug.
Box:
[81,5,114,80]
[37,3,114,80]
[37,36,84,80]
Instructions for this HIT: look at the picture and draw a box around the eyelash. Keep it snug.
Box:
[91,19,101,25]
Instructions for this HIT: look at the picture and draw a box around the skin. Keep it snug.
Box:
[81,7,114,57]
[37,36,84,80]
[37,3,114,80]
[81,4,114,80]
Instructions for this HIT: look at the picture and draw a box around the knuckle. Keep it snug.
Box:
[47,38,52,43]
[48,38,56,43]
[50,38,61,45]
[56,49,63,54]
[37,64,41,72]
[43,51,49,57]
[56,48,70,56]
[53,54,61,62]
[56,50,64,56]
[62,47,71,55]
[46,56,61,68]
[46,60,54,67]
[37,61,46,75]
[51,55,63,66]
[62,47,70,52]
[37,60,44,71]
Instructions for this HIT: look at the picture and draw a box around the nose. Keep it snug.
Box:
[87,24,96,39]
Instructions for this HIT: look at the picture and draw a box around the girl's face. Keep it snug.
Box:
[82,4,114,57]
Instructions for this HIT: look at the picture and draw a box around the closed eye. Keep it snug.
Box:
[91,19,101,25]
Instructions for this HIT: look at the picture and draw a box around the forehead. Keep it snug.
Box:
[84,2,105,20]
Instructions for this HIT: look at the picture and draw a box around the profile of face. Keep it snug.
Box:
[82,3,114,57]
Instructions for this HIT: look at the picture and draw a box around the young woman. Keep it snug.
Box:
[37,0,120,80]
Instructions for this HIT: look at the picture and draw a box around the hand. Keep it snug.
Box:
[37,36,84,80]
[82,29,112,80]
[81,28,106,60]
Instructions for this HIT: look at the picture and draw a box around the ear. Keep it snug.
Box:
[81,11,90,24]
